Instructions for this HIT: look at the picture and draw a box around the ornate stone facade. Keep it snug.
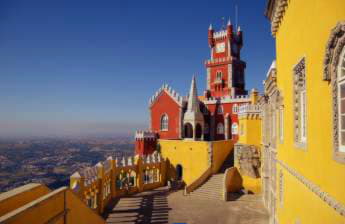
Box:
[323,21,345,163]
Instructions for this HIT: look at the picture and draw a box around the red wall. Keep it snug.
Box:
[135,138,156,156]
[205,102,248,141]
[150,91,181,139]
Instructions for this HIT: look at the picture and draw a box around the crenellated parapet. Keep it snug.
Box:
[135,130,156,140]
[237,104,261,119]
[203,94,251,104]
[149,84,185,107]
[70,152,167,215]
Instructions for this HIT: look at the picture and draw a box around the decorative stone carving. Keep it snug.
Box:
[323,21,345,163]
[234,144,261,178]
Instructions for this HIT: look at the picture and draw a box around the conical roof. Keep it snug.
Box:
[187,76,200,113]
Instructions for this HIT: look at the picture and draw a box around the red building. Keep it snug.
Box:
[135,19,257,155]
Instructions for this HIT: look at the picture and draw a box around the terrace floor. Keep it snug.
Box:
[103,187,269,224]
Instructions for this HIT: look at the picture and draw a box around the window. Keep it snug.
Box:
[231,123,238,135]
[217,123,224,134]
[216,71,222,80]
[338,46,345,153]
[217,105,223,114]
[160,114,168,131]
[324,22,345,163]
[279,107,284,142]
[232,104,239,114]
[300,91,307,142]
[293,58,307,147]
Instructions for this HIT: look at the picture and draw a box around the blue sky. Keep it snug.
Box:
[0,0,275,137]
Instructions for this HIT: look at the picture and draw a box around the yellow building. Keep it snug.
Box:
[262,0,345,223]
[235,103,262,194]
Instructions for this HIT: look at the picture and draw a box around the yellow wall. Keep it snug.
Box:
[0,183,51,217]
[159,139,210,186]
[274,0,345,222]
[0,186,105,224]
[212,140,234,173]
[237,116,262,194]
[238,117,261,146]
[159,139,234,186]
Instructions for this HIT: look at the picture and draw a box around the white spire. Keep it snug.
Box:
[209,23,213,30]
[237,26,241,32]
[227,18,231,26]
[187,75,200,113]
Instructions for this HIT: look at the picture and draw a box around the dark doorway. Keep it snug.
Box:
[184,123,193,138]
[195,123,202,139]
[176,164,183,180]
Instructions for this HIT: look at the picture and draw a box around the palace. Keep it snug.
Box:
[136,19,258,155]
[0,1,344,223]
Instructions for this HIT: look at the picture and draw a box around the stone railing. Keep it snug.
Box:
[185,166,212,194]
[70,152,166,215]
[238,104,261,114]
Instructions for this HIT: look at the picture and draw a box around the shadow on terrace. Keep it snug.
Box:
[103,187,171,224]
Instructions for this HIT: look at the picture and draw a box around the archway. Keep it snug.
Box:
[176,164,183,181]
[184,123,193,138]
[195,123,202,139]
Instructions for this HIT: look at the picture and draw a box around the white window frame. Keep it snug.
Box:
[337,47,345,152]
[232,104,238,114]
[300,90,307,143]
[279,106,284,142]
[160,114,169,131]
[231,123,238,135]
[216,71,222,81]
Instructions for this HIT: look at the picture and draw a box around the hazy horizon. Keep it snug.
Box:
[0,0,275,138]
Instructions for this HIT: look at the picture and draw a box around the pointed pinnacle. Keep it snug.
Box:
[237,26,241,32]
[209,23,213,30]
[227,18,231,26]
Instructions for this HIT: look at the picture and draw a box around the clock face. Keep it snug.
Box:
[215,42,225,53]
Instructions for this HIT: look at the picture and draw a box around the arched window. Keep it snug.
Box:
[184,123,193,138]
[216,71,222,80]
[324,21,345,163]
[217,123,224,134]
[232,123,238,135]
[232,104,239,114]
[195,123,202,139]
[160,114,168,131]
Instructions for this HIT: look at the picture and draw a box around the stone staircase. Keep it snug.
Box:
[188,173,224,200]
[188,151,234,201]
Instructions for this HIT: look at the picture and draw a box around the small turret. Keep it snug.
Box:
[237,26,243,46]
[226,18,233,39]
[208,24,215,48]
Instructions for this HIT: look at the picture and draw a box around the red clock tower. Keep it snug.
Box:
[205,20,247,98]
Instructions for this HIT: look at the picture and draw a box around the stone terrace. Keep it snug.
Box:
[104,187,269,224]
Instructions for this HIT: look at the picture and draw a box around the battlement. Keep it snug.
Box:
[149,84,185,107]
[213,30,227,39]
[237,104,261,119]
[135,130,156,139]
[203,95,251,104]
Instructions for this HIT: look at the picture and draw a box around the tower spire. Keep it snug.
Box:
[227,18,231,26]
[187,75,200,113]
[209,23,213,30]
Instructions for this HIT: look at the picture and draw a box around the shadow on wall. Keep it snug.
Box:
[103,188,171,224]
